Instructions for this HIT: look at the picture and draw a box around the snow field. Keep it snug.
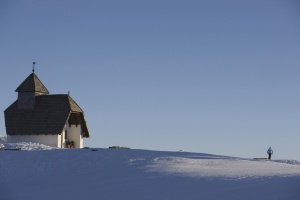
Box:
[145,156,300,178]
[1,143,300,200]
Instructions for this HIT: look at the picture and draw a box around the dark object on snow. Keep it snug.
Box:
[109,146,130,149]
[267,147,273,160]
[4,148,21,151]
[91,149,98,151]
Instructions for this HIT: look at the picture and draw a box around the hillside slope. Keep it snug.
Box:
[1,143,300,200]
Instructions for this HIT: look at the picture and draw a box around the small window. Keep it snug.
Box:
[65,130,68,140]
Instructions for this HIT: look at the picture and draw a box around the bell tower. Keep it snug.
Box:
[15,62,49,109]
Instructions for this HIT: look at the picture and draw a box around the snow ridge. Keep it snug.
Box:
[1,143,300,200]
[1,142,57,151]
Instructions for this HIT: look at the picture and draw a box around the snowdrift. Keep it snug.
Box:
[1,142,56,151]
[0,135,6,143]
[1,142,300,200]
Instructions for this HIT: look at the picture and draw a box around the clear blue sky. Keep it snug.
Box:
[1,0,300,159]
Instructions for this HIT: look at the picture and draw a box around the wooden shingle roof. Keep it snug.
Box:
[15,73,49,94]
[4,95,90,137]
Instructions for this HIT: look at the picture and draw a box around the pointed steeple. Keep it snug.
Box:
[15,73,49,94]
[16,64,49,109]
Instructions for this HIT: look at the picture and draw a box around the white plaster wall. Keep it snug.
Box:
[79,133,83,147]
[68,125,83,148]
[58,133,62,148]
[7,134,59,147]
[66,124,83,148]
[6,122,84,148]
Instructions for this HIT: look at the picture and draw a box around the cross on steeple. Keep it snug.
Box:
[32,62,36,73]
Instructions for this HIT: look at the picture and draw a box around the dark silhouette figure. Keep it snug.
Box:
[267,147,273,160]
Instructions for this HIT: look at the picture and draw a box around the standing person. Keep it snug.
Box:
[267,147,273,160]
